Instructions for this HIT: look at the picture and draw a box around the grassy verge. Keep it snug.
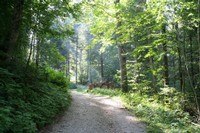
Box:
[85,88,200,133]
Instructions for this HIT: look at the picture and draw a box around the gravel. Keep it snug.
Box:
[39,91,146,133]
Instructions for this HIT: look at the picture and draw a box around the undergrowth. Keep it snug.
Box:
[86,88,200,133]
[0,66,71,133]
[89,88,121,97]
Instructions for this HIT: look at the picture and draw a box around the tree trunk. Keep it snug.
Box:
[162,24,169,86]
[88,48,92,83]
[184,51,200,118]
[79,48,83,84]
[86,50,89,83]
[175,23,184,92]
[66,43,70,76]
[32,40,36,63]
[100,52,104,81]
[196,0,200,117]
[189,35,194,87]
[75,35,78,84]
[198,0,200,72]
[25,33,35,71]
[115,0,128,92]
[118,45,128,92]
[3,0,24,60]
[36,39,40,67]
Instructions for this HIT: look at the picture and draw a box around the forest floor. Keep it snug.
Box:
[39,91,146,133]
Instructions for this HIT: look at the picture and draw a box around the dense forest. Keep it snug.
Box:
[0,0,200,132]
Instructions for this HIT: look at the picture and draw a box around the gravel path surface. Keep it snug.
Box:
[40,91,146,133]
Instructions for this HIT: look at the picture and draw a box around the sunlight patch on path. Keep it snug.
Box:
[40,91,146,133]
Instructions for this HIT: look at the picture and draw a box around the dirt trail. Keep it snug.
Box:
[40,91,146,133]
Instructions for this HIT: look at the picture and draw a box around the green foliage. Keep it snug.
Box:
[89,88,122,97]
[69,83,78,89]
[123,92,200,133]
[76,85,88,92]
[0,67,71,133]
[46,67,69,88]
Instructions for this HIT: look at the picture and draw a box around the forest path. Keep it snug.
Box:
[40,91,146,133]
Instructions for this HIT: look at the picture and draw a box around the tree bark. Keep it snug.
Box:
[115,0,128,92]
[100,52,104,81]
[118,45,128,92]
[162,24,169,86]
[189,35,194,87]
[196,0,200,116]
[175,23,184,92]
[3,0,24,60]
[75,35,78,84]
[198,0,200,72]
[88,48,92,83]
[79,48,83,84]
[66,43,70,76]
[25,33,35,71]
[36,39,40,67]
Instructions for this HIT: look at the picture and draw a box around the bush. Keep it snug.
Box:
[45,67,69,88]
[89,88,122,97]
[69,83,77,89]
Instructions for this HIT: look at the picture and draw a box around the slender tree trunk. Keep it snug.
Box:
[36,39,40,67]
[66,44,70,76]
[118,44,128,92]
[189,35,194,87]
[25,33,35,71]
[177,47,183,91]
[86,50,89,83]
[172,56,176,88]
[162,24,169,86]
[32,41,36,63]
[75,35,78,84]
[197,0,200,118]
[198,0,200,72]
[79,48,83,84]
[184,53,200,117]
[88,48,92,83]
[100,52,104,81]
[175,23,184,92]
[115,0,128,92]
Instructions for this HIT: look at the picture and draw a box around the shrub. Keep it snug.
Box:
[69,83,78,89]
[45,67,69,88]
[89,88,122,97]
